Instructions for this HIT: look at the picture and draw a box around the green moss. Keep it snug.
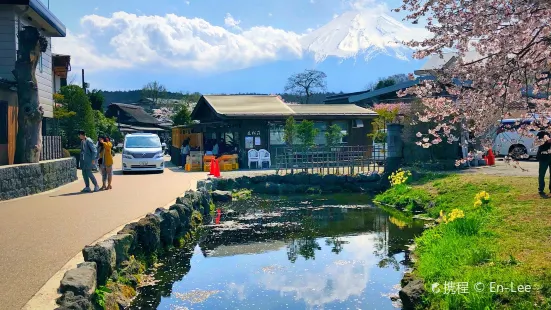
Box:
[232,189,252,201]
[374,184,432,213]
[191,210,203,229]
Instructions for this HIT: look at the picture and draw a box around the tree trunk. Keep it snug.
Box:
[13,26,47,164]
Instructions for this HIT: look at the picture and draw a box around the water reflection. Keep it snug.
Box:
[130,196,424,310]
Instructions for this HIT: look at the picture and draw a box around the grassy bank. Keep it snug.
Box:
[376,173,551,309]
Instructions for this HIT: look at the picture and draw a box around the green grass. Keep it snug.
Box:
[378,174,551,309]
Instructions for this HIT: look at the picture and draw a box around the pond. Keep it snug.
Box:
[129,195,425,310]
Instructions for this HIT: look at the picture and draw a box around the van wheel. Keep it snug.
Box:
[509,145,528,160]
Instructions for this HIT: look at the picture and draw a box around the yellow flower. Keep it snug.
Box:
[473,199,482,208]
[446,209,465,223]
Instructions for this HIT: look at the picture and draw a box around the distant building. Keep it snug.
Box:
[105,103,170,141]
[52,53,71,93]
[0,0,66,165]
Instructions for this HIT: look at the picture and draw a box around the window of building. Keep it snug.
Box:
[333,121,349,143]
[269,124,285,145]
[314,122,327,145]
[0,101,8,144]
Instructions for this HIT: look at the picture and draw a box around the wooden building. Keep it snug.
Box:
[172,95,378,167]
[105,103,169,140]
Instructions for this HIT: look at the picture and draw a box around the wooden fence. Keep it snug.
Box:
[41,136,63,161]
[273,145,387,175]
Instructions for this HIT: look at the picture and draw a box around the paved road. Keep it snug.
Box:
[0,156,206,309]
[463,158,539,176]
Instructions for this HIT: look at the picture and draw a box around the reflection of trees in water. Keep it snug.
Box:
[325,237,348,254]
[286,216,323,263]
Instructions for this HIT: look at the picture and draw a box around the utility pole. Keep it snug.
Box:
[81,69,86,94]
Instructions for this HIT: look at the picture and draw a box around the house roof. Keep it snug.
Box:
[201,95,295,117]
[109,103,160,125]
[415,51,483,75]
[191,95,377,120]
[7,0,66,37]
[288,104,377,116]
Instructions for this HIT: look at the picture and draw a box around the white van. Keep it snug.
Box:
[122,133,165,174]
[492,119,538,159]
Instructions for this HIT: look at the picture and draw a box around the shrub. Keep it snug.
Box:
[67,149,81,157]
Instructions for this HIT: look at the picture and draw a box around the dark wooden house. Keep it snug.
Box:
[175,95,378,167]
[105,103,167,137]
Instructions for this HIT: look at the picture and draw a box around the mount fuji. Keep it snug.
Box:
[301,9,429,63]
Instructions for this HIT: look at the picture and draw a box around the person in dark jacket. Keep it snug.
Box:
[537,130,551,195]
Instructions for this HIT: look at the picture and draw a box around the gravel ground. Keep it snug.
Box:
[461,158,539,177]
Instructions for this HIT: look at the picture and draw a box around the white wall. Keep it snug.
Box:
[0,7,55,118]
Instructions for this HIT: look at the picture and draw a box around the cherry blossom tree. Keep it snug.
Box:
[396,0,551,162]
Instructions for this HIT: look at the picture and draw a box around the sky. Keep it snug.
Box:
[45,0,430,94]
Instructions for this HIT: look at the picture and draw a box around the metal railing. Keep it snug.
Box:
[273,145,387,175]
[41,136,63,161]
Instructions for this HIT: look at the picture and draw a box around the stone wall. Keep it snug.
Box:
[211,171,386,195]
[0,158,77,201]
[55,184,213,310]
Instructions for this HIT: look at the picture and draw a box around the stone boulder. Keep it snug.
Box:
[196,179,213,191]
[169,203,192,229]
[169,209,182,232]
[135,214,161,254]
[358,173,381,183]
[399,278,425,310]
[82,240,116,286]
[118,222,138,251]
[155,208,178,246]
[107,234,134,267]
[199,189,213,215]
[285,172,310,185]
[309,174,323,185]
[185,190,202,210]
[234,176,251,189]
[211,190,233,202]
[59,262,97,298]
[56,291,93,310]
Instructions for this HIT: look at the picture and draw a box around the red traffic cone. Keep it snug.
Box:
[208,158,215,175]
[487,149,495,166]
[214,159,221,178]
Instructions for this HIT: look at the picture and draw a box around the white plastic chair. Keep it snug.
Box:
[258,149,271,169]
[248,149,260,169]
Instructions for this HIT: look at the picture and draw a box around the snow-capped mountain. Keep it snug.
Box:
[301,9,429,63]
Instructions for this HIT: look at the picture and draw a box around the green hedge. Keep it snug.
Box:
[67,149,81,157]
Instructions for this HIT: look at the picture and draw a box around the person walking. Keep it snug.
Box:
[537,129,551,196]
[180,139,190,169]
[98,135,114,190]
[79,130,100,193]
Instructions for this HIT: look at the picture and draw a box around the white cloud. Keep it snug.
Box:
[65,12,303,73]
[224,13,241,30]
[258,235,378,307]
[185,1,190,4]
[52,4,428,75]
[268,12,273,17]
[51,30,131,71]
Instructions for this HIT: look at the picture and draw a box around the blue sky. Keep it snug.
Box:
[46,0,428,94]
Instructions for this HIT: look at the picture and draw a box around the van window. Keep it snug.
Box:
[125,136,161,148]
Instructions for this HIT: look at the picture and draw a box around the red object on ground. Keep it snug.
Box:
[215,209,221,224]
[213,159,221,178]
[209,158,215,175]
[487,149,495,166]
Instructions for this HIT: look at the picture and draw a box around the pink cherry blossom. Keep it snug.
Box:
[395,0,551,165]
